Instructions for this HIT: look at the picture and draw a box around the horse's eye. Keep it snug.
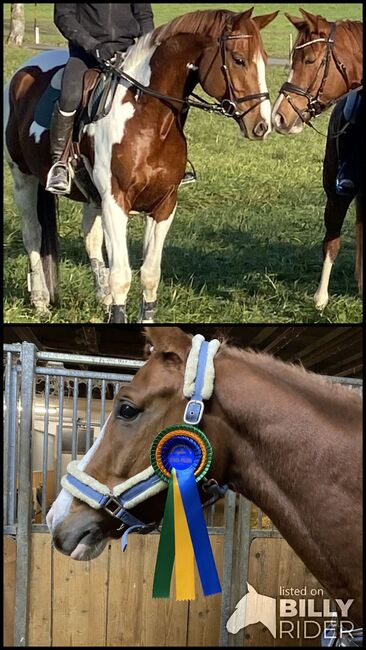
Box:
[305,58,316,65]
[232,54,246,67]
[117,402,141,420]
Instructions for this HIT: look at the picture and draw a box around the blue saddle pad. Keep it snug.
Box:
[34,68,63,129]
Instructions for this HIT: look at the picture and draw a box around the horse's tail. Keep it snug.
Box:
[37,183,59,304]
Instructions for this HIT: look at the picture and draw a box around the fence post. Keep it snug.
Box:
[230,496,252,647]
[13,342,36,647]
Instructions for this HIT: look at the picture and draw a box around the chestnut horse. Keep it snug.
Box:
[47,327,362,633]
[4,8,277,323]
[271,9,363,311]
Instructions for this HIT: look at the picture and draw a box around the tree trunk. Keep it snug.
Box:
[7,4,25,47]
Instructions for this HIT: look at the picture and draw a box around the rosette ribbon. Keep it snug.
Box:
[151,425,221,600]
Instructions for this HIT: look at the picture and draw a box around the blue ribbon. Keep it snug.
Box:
[176,467,221,596]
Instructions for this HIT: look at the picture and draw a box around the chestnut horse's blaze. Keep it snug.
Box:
[48,327,362,628]
[4,8,278,323]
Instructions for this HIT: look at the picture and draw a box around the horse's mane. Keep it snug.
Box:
[151,9,263,60]
[153,9,233,43]
[220,342,362,412]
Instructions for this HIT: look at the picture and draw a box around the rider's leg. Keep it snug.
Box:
[46,56,91,194]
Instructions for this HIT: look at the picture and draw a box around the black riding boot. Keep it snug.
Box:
[46,102,75,194]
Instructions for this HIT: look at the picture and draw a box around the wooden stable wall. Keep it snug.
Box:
[4,533,224,647]
[4,534,331,647]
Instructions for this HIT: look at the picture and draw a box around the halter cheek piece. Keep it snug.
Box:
[280,22,351,121]
[61,336,227,550]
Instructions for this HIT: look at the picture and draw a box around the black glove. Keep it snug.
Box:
[91,42,117,64]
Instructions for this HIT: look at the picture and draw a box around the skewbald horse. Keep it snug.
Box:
[4,8,277,323]
[272,9,363,311]
[47,327,362,628]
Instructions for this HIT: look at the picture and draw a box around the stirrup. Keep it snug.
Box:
[46,161,72,195]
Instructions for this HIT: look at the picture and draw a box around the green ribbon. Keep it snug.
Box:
[152,475,175,598]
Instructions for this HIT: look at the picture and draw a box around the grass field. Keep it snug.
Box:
[3,4,363,324]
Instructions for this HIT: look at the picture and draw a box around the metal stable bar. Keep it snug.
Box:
[4,352,11,525]
[36,350,144,369]
[100,379,106,428]
[56,377,64,494]
[14,342,36,647]
[71,378,79,460]
[85,379,93,451]
[41,376,50,523]
[35,366,134,383]
[8,361,19,526]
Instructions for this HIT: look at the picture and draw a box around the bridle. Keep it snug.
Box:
[103,31,269,120]
[279,22,352,123]
[61,336,227,550]
[218,33,270,119]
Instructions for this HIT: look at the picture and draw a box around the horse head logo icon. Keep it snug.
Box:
[226,583,277,638]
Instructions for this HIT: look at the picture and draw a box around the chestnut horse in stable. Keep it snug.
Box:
[4,8,278,323]
[47,327,362,640]
[272,9,363,311]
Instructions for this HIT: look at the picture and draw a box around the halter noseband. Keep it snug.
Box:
[279,22,351,121]
[61,336,226,549]
[219,33,270,118]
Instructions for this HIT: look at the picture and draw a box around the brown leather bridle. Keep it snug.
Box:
[279,22,351,122]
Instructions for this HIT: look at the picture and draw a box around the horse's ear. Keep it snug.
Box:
[284,13,307,31]
[299,8,322,32]
[144,327,192,366]
[241,7,254,20]
[253,11,279,31]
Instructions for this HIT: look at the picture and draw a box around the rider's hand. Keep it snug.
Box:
[91,42,117,64]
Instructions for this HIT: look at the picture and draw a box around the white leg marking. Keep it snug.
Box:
[141,207,176,304]
[46,416,110,532]
[9,166,50,309]
[254,52,271,136]
[102,196,131,306]
[82,204,105,265]
[314,252,333,310]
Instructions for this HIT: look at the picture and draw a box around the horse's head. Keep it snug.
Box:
[272,10,351,134]
[47,328,233,561]
[198,8,278,140]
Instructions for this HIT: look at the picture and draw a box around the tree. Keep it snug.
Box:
[7,4,25,47]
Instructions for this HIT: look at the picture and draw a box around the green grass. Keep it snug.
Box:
[3,4,363,324]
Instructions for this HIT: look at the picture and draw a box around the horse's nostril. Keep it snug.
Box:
[274,112,285,128]
[253,121,269,137]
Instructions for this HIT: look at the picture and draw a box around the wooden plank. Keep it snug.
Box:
[187,535,224,646]
[52,539,109,646]
[242,539,331,648]
[4,536,17,647]
[107,535,188,646]
[28,534,52,646]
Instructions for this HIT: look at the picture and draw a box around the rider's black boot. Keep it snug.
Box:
[46,102,75,194]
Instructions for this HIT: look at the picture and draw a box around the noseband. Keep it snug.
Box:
[219,33,270,119]
[279,22,351,121]
[61,336,227,549]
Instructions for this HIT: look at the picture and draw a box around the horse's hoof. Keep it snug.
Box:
[313,291,329,312]
[137,300,157,324]
[108,305,127,324]
[33,301,51,316]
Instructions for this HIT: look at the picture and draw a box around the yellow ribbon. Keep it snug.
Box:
[172,469,195,600]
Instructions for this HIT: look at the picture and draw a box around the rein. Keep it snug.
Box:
[61,336,227,549]
[102,32,269,120]
[279,22,359,136]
